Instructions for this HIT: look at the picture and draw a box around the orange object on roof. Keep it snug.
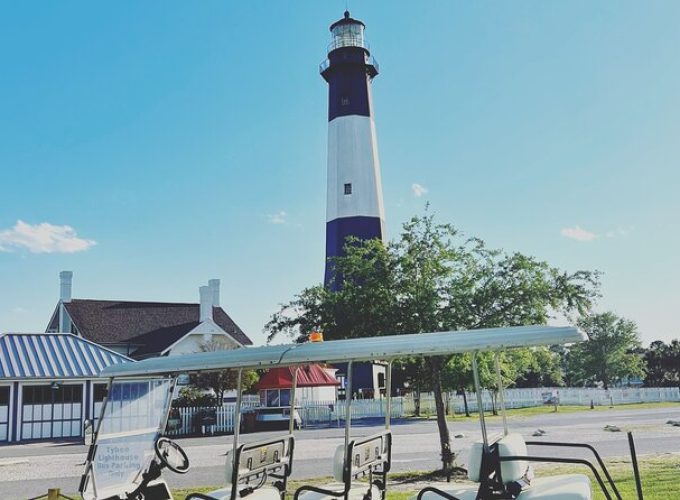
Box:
[255,364,340,389]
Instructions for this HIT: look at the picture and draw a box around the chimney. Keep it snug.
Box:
[60,271,73,303]
[58,271,73,333]
[208,279,220,308]
[199,286,212,323]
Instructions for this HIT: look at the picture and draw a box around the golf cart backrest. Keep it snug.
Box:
[468,433,529,484]
[225,434,295,486]
[293,431,392,500]
[332,430,392,483]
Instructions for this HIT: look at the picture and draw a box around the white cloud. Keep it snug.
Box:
[411,183,428,197]
[267,211,287,225]
[605,226,633,238]
[0,220,96,253]
[560,225,598,242]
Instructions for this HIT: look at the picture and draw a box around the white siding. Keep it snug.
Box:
[327,115,385,222]
[168,332,240,356]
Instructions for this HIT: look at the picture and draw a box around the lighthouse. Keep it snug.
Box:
[321,11,385,288]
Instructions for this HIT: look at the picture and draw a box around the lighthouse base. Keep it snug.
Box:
[324,216,384,288]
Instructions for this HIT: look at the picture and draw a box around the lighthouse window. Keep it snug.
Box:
[344,183,352,195]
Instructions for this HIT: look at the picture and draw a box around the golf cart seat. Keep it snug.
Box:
[416,475,591,500]
[194,486,282,500]
[415,434,591,500]
[295,431,391,500]
[187,435,294,500]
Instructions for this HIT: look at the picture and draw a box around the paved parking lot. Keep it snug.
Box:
[1,406,678,499]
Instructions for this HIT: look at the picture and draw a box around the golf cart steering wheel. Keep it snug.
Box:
[155,437,190,474]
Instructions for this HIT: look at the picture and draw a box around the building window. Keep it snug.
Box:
[0,386,8,441]
[0,386,8,406]
[261,389,291,407]
[344,183,352,195]
[93,384,108,402]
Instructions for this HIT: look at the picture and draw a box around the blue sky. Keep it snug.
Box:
[0,1,678,346]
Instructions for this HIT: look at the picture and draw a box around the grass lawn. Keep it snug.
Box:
[430,401,680,421]
[532,454,680,499]
[172,454,680,500]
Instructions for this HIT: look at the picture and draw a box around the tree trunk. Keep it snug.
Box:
[461,389,470,417]
[414,387,421,417]
[429,356,454,473]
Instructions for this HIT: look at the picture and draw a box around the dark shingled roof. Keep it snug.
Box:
[46,299,252,357]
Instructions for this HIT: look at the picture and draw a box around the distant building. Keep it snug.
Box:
[46,272,252,359]
[0,332,130,443]
[256,365,339,406]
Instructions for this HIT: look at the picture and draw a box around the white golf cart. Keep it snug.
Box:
[79,325,643,500]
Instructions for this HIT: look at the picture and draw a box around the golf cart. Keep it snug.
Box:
[79,325,643,500]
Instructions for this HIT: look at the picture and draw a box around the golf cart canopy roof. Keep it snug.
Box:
[100,325,586,379]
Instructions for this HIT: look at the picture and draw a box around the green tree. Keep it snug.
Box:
[172,385,217,407]
[192,338,259,403]
[644,339,680,387]
[442,350,540,416]
[516,347,564,388]
[567,312,645,389]
[265,212,599,473]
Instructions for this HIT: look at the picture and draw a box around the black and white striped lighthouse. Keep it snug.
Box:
[321,11,385,288]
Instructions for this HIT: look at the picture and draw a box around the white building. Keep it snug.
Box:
[0,332,130,443]
[45,272,252,359]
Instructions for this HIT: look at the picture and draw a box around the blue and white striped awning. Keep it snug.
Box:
[0,333,131,379]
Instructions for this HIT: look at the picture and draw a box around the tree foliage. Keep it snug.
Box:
[566,312,645,389]
[172,385,218,407]
[191,337,259,404]
[644,339,680,387]
[265,212,599,472]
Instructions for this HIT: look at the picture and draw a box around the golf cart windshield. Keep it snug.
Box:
[81,378,174,500]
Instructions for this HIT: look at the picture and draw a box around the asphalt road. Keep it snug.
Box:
[1,406,678,499]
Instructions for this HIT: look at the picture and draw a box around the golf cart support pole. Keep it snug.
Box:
[628,431,644,500]
[290,367,299,433]
[471,352,488,446]
[233,368,243,459]
[385,361,392,429]
[344,361,353,452]
[494,352,508,436]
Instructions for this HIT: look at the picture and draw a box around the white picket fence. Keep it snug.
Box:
[407,387,680,414]
[311,397,405,424]
[167,397,404,436]
[166,398,259,437]
[167,387,679,436]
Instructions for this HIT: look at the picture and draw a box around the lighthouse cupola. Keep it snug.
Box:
[330,11,366,51]
[321,11,385,288]
[321,11,378,82]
